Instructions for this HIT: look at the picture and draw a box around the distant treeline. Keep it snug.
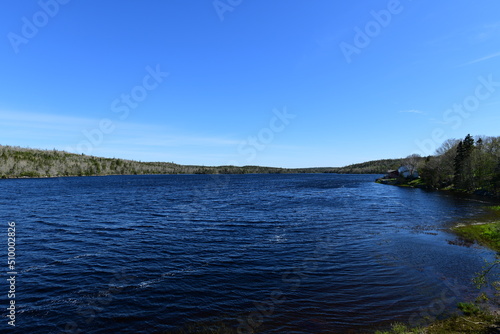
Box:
[0,145,285,177]
[333,158,424,174]
[0,145,414,178]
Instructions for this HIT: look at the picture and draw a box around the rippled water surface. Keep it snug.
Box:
[0,174,498,333]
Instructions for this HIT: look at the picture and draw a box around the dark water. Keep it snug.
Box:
[0,174,498,333]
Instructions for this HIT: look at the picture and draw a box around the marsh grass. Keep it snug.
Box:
[453,206,500,252]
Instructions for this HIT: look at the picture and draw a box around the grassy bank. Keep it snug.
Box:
[453,206,500,252]
[376,206,500,333]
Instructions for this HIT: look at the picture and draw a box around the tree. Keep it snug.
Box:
[454,140,464,187]
[454,134,476,190]
[435,138,460,156]
[420,156,441,188]
[403,154,421,177]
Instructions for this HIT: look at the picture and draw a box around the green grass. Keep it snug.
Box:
[453,222,500,252]
[376,178,398,185]
[376,177,427,188]
[408,178,425,187]
[453,206,500,252]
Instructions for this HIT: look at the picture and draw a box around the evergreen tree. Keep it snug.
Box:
[463,134,475,153]
[453,134,476,190]
[462,134,475,190]
[454,140,464,187]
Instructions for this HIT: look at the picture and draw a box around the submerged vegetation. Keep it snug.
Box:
[376,311,500,334]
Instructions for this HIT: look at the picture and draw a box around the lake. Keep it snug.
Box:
[0,174,497,333]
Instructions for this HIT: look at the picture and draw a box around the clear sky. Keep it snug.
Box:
[1,0,500,168]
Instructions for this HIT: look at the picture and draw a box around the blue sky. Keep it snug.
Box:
[1,0,500,168]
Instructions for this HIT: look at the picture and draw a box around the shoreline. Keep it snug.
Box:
[0,172,383,180]
[375,177,500,200]
[452,206,500,252]
[375,184,500,334]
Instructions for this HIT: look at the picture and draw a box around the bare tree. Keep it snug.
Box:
[435,139,460,156]
[402,154,421,177]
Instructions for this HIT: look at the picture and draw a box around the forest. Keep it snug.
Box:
[0,145,292,177]
[333,157,424,174]
[0,145,409,177]
[375,135,500,197]
[418,134,500,195]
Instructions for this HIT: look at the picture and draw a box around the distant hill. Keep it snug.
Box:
[0,145,289,177]
[0,145,404,178]
[332,158,424,174]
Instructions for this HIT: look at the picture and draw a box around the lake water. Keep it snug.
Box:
[0,174,498,333]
